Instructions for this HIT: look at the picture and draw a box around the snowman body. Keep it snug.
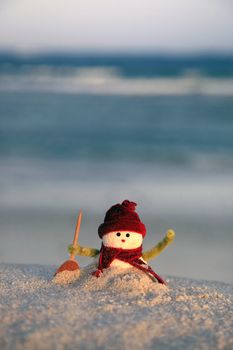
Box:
[102,230,146,268]
[91,200,168,284]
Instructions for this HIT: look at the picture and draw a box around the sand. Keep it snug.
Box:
[0,263,232,350]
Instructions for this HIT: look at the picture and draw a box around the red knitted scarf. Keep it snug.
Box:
[93,244,166,284]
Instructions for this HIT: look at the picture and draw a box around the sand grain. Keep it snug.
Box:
[0,263,232,350]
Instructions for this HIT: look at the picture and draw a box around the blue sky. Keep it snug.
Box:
[0,0,233,53]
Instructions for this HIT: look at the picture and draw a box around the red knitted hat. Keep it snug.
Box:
[98,200,146,238]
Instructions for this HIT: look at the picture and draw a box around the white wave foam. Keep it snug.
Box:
[1,66,233,96]
[1,158,233,218]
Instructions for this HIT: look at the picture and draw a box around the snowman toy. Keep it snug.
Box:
[69,200,175,284]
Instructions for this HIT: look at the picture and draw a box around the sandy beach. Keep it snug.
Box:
[0,263,232,350]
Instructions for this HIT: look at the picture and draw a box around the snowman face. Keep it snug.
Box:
[102,231,143,249]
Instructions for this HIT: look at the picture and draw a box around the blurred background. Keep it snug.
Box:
[0,0,233,283]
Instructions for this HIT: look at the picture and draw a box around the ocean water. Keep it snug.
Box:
[0,55,233,283]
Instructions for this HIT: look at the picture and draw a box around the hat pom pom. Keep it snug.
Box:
[122,200,137,211]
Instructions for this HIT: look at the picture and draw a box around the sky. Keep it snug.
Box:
[0,0,233,54]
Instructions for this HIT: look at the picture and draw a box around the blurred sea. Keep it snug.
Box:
[0,54,233,283]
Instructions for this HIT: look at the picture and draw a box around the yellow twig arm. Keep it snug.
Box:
[142,229,175,261]
[68,244,100,257]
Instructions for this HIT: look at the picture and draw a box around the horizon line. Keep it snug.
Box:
[1,49,233,59]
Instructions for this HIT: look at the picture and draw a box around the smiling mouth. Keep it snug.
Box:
[121,239,125,243]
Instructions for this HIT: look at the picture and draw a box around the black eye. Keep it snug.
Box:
[116,232,121,237]
[126,233,130,237]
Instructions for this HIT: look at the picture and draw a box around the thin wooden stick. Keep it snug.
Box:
[70,210,82,261]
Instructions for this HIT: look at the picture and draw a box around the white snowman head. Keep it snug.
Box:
[103,231,143,249]
[98,200,146,249]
